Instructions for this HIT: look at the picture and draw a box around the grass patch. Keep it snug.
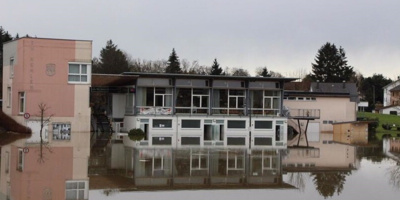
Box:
[358,112,400,139]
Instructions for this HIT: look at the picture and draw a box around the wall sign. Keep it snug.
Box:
[24,113,30,119]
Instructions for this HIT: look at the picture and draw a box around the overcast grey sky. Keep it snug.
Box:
[2,0,400,79]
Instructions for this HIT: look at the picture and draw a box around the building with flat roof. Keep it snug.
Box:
[1,37,92,200]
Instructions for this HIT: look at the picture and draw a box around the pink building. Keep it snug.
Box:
[1,38,92,200]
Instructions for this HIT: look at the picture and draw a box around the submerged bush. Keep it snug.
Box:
[128,128,145,141]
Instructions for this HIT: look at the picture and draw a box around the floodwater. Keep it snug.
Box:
[89,137,400,200]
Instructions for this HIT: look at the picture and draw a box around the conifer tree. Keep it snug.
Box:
[311,42,354,82]
[93,40,130,74]
[210,58,223,75]
[165,48,182,73]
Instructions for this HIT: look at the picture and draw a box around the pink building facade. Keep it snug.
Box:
[1,38,92,200]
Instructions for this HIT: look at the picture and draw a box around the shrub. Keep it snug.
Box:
[128,128,145,141]
[382,123,392,130]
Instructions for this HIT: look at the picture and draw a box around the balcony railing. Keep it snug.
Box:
[287,109,320,119]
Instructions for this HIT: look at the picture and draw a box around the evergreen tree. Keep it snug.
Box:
[311,42,354,82]
[210,58,223,75]
[256,67,271,77]
[360,74,392,111]
[1,27,13,75]
[93,40,130,74]
[1,27,13,98]
[165,48,182,73]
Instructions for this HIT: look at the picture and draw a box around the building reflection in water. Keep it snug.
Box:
[282,133,359,198]
[124,148,285,187]
[383,138,400,189]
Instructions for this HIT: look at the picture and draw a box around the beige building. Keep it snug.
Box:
[283,133,359,171]
[284,82,358,134]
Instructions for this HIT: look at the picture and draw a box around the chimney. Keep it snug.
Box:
[316,80,319,89]
[342,80,346,89]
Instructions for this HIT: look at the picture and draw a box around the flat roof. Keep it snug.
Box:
[92,74,138,87]
[284,91,351,97]
[122,72,297,82]
[3,37,92,45]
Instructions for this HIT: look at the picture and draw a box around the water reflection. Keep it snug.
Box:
[310,171,350,198]
[88,136,400,200]
[129,148,284,186]
[286,172,307,192]
[383,138,400,190]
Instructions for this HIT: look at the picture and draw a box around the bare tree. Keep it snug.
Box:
[230,68,250,76]
[37,103,53,163]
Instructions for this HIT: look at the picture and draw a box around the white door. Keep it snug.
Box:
[307,122,320,142]
[112,94,126,119]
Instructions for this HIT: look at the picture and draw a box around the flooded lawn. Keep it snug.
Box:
[89,138,400,199]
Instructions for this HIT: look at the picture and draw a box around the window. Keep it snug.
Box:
[65,180,88,200]
[227,120,246,129]
[228,89,245,109]
[227,151,245,171]
[18,92,25,114]
[176,88,209,114]
[52,123,71,140]
[10,57,14,78]
[153,119,172,128]
[17,148,24,171]
[255,121,273,129]
[68,63,90,83]
[181,120,201,128]
[145,87,172,107]
[191,153,208,170]
[7,87,11,107]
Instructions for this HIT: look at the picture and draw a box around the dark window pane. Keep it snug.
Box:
[255,121,273,129]
[181,120,201,128]
[153,119,172,128]
[227,120,246,128]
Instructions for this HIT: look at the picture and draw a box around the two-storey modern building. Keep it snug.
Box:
[98,72,296,150]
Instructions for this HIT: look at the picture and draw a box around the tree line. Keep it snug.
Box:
[0,26,395,111]
[92,40,282,77]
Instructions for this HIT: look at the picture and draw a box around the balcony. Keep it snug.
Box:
[287,109,320,119]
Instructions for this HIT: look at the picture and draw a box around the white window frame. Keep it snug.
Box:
[52,123,71,141]
[227,151,245,174]
[192,88,209,109]
[68,62,91,84]
[190,151,208,170]
[154,87,172,107]
[7,87,11,108]
[17,148,24,171]
[228,89,245,109]
[10,57,14,78]
[65,180,88,200]
[18,92,25,114]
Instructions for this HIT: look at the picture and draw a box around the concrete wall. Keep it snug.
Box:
[122,115,287,149]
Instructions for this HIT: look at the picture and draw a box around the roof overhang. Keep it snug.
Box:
[91,74,138,87]
[122,72,297,83]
